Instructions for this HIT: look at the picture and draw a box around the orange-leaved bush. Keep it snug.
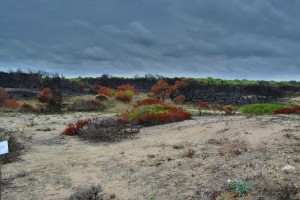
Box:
[115,90,134,103]
[174,95,185,105]
[38,88,62,111]
[98,86,115,97]
[151,80,171,101]
[117,84,139,95]
[174,78,192,89]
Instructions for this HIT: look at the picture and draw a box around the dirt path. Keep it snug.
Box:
[1,113,299,199]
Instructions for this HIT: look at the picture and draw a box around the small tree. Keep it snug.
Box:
[37,87,62,111]
[0,87,9,107]
[151,80,171,101]
[0,87,19,109]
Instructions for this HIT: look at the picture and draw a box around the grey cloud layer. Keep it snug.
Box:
[0,0,299,80]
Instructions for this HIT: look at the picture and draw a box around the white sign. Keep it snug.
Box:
[0,141,9,155]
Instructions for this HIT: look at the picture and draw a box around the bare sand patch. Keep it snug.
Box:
[1,113,299,199]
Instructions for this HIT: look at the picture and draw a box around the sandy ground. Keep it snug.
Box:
[0,113,299,200]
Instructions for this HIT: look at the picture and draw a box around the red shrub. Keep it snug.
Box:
[174,95,185,105]
[98,86,115,97]
[117,84,139,95]
[134,98,164,108]
[75,119,90,129]
[274,106,300,114]
[63,119,90,136]
[63,124,77,136]
[136,109,191,126]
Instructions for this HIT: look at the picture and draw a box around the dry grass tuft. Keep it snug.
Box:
[182,147,195,158]
[77,117,140,142]
[69,184,103,200]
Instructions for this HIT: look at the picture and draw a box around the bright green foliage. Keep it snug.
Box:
[240,104,290,115]
[126,104,169,121]
[227,179,252,196]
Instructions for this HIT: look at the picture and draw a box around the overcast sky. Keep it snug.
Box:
[0,0,300,80]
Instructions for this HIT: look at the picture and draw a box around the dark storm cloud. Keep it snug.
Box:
[0,0,299,80]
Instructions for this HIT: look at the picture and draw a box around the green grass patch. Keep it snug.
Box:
[126,104,169,121]
[240,103,290,115]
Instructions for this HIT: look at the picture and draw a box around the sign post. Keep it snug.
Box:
[0,140,9,200]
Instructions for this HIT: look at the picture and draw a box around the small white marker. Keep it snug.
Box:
[0,141,8,155]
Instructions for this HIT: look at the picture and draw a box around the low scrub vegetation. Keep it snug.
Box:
[134,98,163,108]
[117,84,139,95]
[195,102,238,115]
[98,86,115,97]
[227,179,252,196]
[122,99,191,126]
[95,94,109,101]
[63,119,91,136]
[63,118,140,142]
[115,84,138,103]
[115,90,134,103]
[68,99,106,112]
[69,184,103,200]
[240,103,289,115]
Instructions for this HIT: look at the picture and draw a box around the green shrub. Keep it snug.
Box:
[227,179,251,196]
[122,103,191,126]
[115,90,134,103]
[240,104,289,115]
[126,104,169,121]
